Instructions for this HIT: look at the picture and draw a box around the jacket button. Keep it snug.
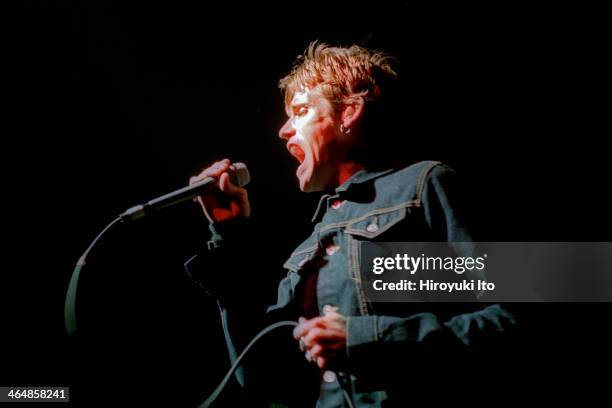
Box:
[323,370,337,383]
[330,199,345,209]
[325,245,339,256]
[366,222,379,233]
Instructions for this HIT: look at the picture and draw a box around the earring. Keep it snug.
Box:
[340,124,351,134]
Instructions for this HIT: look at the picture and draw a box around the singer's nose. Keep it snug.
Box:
[279,119,294,141]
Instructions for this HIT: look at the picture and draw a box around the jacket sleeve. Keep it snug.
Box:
[184,219,319,405]
[345,163,519,385]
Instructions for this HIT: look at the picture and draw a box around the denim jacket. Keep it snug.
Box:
[185,161,518,408]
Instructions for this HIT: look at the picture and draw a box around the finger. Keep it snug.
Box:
[303,328,326,348]
[219,172,243,196]
[191,159,231,185]
[293,324,303,340]
[219,173,250,218]
[303,328,345,348]
[293,317,307,340]
[207,159,231,179]
[320,313,347,331]
[309,343,324,359]
[293,317,324,339]
[316,356,326,369]
[304,350,313,363]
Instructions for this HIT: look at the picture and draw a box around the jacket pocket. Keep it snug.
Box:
[344,204,411,239]
[283,228,320,273]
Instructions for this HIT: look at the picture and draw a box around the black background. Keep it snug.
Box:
[6,1,611,406]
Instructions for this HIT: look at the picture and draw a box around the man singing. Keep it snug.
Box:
[186,42,517,407]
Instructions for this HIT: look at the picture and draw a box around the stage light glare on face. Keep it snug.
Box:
[279,88,346,192]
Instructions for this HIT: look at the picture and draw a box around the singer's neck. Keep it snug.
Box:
[336,161,365,188]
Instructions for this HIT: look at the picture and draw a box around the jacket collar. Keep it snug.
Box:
[311,168,395,223]
[335,168,394,193]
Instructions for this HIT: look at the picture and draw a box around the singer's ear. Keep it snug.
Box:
[340,96,365,132]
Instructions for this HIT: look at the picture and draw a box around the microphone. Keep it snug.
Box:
[120,162,250,221]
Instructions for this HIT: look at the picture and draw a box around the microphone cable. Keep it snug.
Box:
[198,320,356,408]
[65,218,356,408]
[64,216,123,338]
[198,320,297,408]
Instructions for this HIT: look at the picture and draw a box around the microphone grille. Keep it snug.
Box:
[231,162,251,187]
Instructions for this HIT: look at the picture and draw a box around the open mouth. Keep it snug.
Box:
[287,143,306,164]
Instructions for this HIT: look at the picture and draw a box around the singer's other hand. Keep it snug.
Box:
[190,158,251,223]
[293,307,347,370]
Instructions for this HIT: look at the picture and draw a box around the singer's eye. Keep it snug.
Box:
[295,106,308,116]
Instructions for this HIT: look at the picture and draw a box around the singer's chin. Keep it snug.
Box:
[296,164,315,192]
[297,170,327,193]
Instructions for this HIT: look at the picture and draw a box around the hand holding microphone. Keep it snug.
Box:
[120,159,250,222]
[189,159,251,223]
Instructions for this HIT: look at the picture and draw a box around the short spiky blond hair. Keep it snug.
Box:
[279,41,398,111]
